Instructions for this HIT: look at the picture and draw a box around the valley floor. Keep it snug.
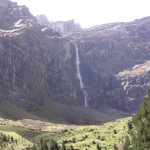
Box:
[0,117,131,150]
[0,100,132,149]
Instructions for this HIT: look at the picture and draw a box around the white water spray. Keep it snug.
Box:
[75,44,89,108]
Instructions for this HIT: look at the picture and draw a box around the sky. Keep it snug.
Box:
[12,0,150,28]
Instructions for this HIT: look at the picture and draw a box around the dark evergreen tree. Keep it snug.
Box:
[62,141,66,150]
[44,141,49,150]
[11,136,14,143]
[70,145,74,150]
[50,139,60,150]
[124,90,150,150]
[114,143,118,150]
[96,143,101,150]
[15,140,17,144]
[123,136,130,150]
[40,139,44,150]
[31,145,37,150]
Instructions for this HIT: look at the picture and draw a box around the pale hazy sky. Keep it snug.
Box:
[12,0,150,28]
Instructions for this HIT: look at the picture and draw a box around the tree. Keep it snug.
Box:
[40,139,44,150]
[114,143,118,150]
[50,139,59,150]
[62,141,66,150]
[70,145,74,150]
[11,136,14,143]
[43,141,49,150]
[124,90,150,149]
[31,145,37,150]
[96,143,101,150]
[39,139,49,150]
[123,136,130,150]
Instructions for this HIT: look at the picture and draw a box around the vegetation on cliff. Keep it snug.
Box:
[124,90,150,149]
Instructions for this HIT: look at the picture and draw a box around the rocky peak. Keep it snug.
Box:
[50,20,82,35]
[0,0,34,29]
[36,15,51,27]
[36,15,82,36]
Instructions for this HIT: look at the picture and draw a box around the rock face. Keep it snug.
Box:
[0,0,33,29]
[49,20,82,35]
[0,0,85,110]
[36,15,82,36]
[73,18,150,112]
[36,15,51,27]
[0,0,149,112]
[107,61,150,112]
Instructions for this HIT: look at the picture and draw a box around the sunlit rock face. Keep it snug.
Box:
[0,0,149,112]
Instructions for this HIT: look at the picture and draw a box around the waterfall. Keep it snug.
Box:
[75,44,89,108]
[9,38,16,96]
[12,57,16,96]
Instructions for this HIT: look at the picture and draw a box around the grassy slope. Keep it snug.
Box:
[0,131,33,150]
[0,100,131,149]
[34,102,130,124]
[117,60,150,77]
[0,100,129,124]
[0,100,43,120]
[0,117,131,150]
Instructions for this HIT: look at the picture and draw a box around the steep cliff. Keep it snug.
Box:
[73,18,150,111]
[0,0,86,110]
[0,0,149,113]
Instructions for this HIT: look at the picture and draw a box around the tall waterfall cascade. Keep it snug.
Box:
[9,38,16,96]
[75,44,89,108]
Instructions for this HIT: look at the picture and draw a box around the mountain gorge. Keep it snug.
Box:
[0,0,149,117]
